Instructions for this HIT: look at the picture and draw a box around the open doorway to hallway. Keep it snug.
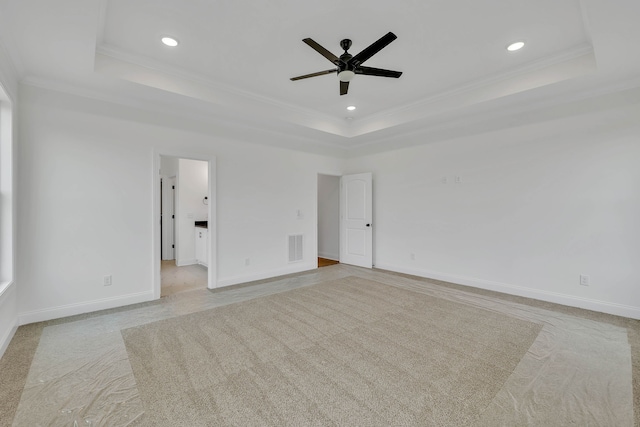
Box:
[317,174,340,268]
[160,260,207,296]
[160,156,209,296]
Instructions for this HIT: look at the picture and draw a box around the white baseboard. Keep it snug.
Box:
[176,258,197,267]
[0,281,18,359]
[0,320,17,360]
[376,263,640,320]
[18,290,155,325]
[217,264,316,288]
[318,252,339,261]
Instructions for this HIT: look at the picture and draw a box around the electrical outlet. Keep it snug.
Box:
[245,258,251,266]
[580,274,589,286]
[441,176,448,184]
[103,275,112,286]
[410,253,415,261]
[454,176,462,184]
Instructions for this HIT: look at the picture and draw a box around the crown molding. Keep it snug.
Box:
[96,44,349,136]
[18,61,640,160]
[346,43,596,138]
[96,42,599,143]
[347,76,640,157]
[20,75,349,157]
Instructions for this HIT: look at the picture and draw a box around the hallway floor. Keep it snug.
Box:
[318,257,339,267]
[160,260,207,297]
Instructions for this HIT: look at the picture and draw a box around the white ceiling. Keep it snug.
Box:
[1,0,640,155]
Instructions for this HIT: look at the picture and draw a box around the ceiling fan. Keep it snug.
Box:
[291,32,402,96]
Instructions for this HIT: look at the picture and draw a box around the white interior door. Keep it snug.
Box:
[162,176,176,260]
[340,173,373,268]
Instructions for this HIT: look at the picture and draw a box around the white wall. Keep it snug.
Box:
[13,77,640,326]
[17,84,344,323]
[346,102,640,318]
[0,41,18,357]
[317,174,340,260]
[160,155,178,177]
[176,158,208,266]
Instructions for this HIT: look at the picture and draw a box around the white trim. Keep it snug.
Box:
[216,264,316,289]
[206,159,217,290]
[0,281,17,358]
[176,259,197,267]
[356,44,595,129]
[0,281,11,298]
[96,44,341,126]
[20,78,348,159]
[95,43,595,141]
[376,263,640,320]
[0,280,14,305]
[0,321,17,359]
[0,87,16,298]
[18,291,155,325]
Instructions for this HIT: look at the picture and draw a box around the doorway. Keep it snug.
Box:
[317,172,373,269]
[153,153,216,299]
[317,174,340,267]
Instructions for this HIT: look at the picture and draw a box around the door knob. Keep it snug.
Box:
[366,223,371,227]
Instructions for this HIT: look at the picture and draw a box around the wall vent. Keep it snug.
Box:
[288,234,303,262]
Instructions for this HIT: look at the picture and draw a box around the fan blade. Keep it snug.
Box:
[290,69,337,81]
[355,66,402,78]
[303,38,340,64]
[349,32,397,67]
[340,81,349,96]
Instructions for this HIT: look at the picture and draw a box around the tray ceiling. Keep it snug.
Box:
[1,0,640,153]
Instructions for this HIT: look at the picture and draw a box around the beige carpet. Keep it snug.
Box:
[122,276,542,426]
[0,323,45,427]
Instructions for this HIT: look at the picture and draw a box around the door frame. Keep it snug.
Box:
[316,171,373,269]
[152,150,217,299]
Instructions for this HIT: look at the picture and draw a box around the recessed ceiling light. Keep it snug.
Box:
[161,36,179,47]
[346,106,356,111]
[506,41,525,52]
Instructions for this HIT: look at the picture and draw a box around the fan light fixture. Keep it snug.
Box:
[507,41,525,52]
[338,70,355,82]
[161,36,179,47]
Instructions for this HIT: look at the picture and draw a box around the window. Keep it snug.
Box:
[0,86,14,291]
